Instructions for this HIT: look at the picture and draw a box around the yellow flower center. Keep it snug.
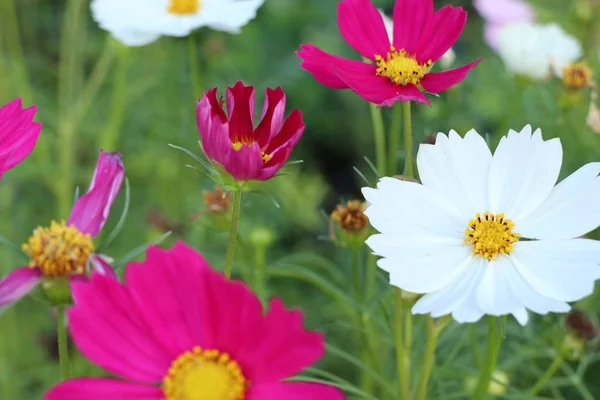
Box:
[375,47,432,85]
[168,0,200,15]
[163,347,247,400]
[231,139,272,163]
[22,220,95,277]
[464,212,519,261]
[563,62,593,90]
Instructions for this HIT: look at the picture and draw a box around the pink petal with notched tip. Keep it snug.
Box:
[393,0,433,55]
[254,87,286,148]
[337,0,390,60]
[44,378,161,400]
[0,266,41,308]
[196,96,232,165]
[248,382,346,400]
[67,150,124,237]
[420,58,482,94]
[227,82,255,143]
[415,5,467,65]
[296,45,353,89]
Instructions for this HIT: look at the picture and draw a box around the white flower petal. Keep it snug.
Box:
[362,178,464,236]
[511,307,529,325]
[202,0,264,33]
[366,233,461,260]
[511,239,600,302]
[417,130,492,217]
[517,162,600,239]
[383,246,472,293]
[106,28,162,47]
[488,126,561,219]
[476,256,523,316]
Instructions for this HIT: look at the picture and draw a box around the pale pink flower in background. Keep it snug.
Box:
[474,0,534,50]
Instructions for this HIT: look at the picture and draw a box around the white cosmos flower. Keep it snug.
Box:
[363,126,600,325]
[498,22,582,80]
[91,0,265,47]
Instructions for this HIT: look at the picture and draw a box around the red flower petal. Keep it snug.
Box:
[45,378,161,400]
[337,0,390,60]
[420,58,482,93]
[332,60,430,106]
[264,109,304,154]
[393,0,433,54]
[205,87,228,123]
[415,5,467,64]
[223,142,264,181]
[253,87,286,148]
[248,382,345,400]
[196,96,232,165]
[226,81,255,143]
[297,44,352,89]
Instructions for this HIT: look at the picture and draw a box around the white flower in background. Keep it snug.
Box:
[498,22,582,80]
[473,0,534,51]
[363,126,600,325]
[91,0,265,47]
[378,8,455,69]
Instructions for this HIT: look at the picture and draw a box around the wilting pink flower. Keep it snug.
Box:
[0,98,42,179]
[297,0,480,107]
[197,81,304,182]
[45,242,345,400]
[474,0,534,51]
[0,150,124,309]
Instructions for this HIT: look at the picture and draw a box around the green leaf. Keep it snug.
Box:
[113,231,172,269]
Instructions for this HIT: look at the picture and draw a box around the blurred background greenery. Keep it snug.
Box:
[1,0,600,398]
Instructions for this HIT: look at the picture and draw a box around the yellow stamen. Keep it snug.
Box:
[563,62,593,90]
[464,212,519,261]
[168,0,200,15]
[375,47,432,85]
[231,139,272,163]
[22,220,95,277]
[163,346,247,400]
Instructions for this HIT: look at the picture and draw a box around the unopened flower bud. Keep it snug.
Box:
[250,226,275,249]
[423,133,437,145]
[566,309,598,340]
[330,200,370,248]
[40,277,72,306]
[204,186,231,213]
[563,62,593,90]
[465,370,509,396]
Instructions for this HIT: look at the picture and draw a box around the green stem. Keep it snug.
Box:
[473,317,503,399]
[529,353,563,396]
[253,244,268,306]
[56,306,71,380]
[100,43,129,151]
[403,102,414,177]
[224,190,242,279]
[404,300,412,394]
[388,104,403,175]
[416,315,440,400]
[469,324,482,369]
[351,248,362,302]
[394,288,410,399]
[188,35,202,98]
[368,102,386,177]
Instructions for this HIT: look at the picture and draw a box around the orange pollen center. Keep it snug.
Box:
[231,138,272,163]
[22,220,94,278]
[167,0,200,15]
[375,47,432,85]
[163,346,247,400]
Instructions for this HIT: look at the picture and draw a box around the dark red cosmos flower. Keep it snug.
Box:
[196,81,305,182]
[297,0,481,106]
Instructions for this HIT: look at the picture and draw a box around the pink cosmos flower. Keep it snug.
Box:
[196,81,305,181]
[0,150,124,309]
[296,0,481,106]
[0,97,42,179]
[474,0,534,51]
[45,241,345,400]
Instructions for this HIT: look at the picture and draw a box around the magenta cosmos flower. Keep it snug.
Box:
[0,97,42,178]
[0,150,124,309]
[45,241,345,400]
[297,0,481,106]
[196,81,305,182]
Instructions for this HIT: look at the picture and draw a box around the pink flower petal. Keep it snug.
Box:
[124,242,212,359]
[254,87,286,148]
[0,98,42,178]
[296,45,352,89]
[332,61,430,106]
[337,0,390,60]
[393,0,433,54]
[415,5,467,64]
[420,58,482,93]
[67,150,124,237]
[226,81,255,143]
[245,298,325,382]
[197,96,232,165]
[256,144,292,181]
[45,378,161,400]
[248,382,345,400]
[0,266,41,308]
[88,254,117,279]
[68,274,173,382]
[223,141,264,181]
[474,0,534,24]
[264,109,305,154]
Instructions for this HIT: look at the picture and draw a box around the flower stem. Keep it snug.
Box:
[100,43,129,151]
[369,102,386,177]
[529,353,563,396]
[403,102,414,177]
[416,315,440,400]
[253,243,268,306]
[188,35,202,99]
[351,247,362,302]
[56,306,71,380]
[224,190,242,279]
[473,317,503,399]
[394,288,411,399]
[388,103,403,175]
